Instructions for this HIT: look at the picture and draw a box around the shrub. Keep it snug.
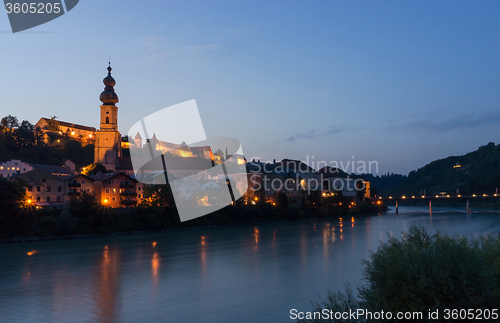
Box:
[300,226,499,323]
[359,226,497,321]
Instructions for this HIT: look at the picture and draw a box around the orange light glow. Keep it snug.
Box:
[152,241,157,248]
[104,199,108,204]
[152,253,159,280]
[254,197,258,201]
[27,250,37,256]
[377,201,381,205]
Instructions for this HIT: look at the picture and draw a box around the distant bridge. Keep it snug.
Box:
[377,193,499,213]
[378,193,500,202]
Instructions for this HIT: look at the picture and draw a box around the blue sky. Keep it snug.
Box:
[1,1,500,174]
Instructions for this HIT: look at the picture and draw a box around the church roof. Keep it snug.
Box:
[99,63,119,105]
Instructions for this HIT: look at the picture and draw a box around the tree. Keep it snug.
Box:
[81,163,111,176]
[0,177,26,216]
[69,191,99,218]
[1,115,19,129]
[46,116,61,132]
[15,120,35,148]
[277,192,289,209]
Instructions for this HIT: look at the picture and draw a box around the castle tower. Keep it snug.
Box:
[94,63,121,171]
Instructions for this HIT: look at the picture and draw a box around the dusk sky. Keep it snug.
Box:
[1,1,500,175]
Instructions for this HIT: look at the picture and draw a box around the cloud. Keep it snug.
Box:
[392,110,500,134]
[282,124,352,143]
[142,35,220,62]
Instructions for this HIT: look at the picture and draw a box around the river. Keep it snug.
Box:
[1,206,499,323]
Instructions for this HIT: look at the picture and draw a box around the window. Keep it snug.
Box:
[37,197,40,201]
[37,186,41,192]
[107,180,112,185]
[138,194,142,198]
[112,197,116,202]
[46,186,51,192]
[112,188,116,194]
[120,181,124,185]
[57,197,60,202]
[47,197,50,202]
[138,186,142,191]
[58,186,62,192]
[105,188,110,193]
[106,117,109,124]
[42,178,46,183]
[28,186,32,192]
[106,111,109,115]
[87,189,90,193]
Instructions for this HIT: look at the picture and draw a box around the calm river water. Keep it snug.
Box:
[1,207,500,323]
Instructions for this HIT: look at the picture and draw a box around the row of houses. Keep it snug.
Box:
[0,159,143,209]
[1,157,370,209]
[244,159,371,207]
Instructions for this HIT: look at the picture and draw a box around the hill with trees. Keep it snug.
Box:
[391,142,500,196]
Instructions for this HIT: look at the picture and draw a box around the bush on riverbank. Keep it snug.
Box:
[298,226,500,323]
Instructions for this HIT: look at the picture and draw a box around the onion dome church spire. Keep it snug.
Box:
[99,62,119,105]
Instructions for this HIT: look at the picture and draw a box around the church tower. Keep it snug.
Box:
[94,63,122,171]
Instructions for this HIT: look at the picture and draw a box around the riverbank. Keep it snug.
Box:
[0,199,386,243]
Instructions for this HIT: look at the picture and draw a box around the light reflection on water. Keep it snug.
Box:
[1,207,500,323]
